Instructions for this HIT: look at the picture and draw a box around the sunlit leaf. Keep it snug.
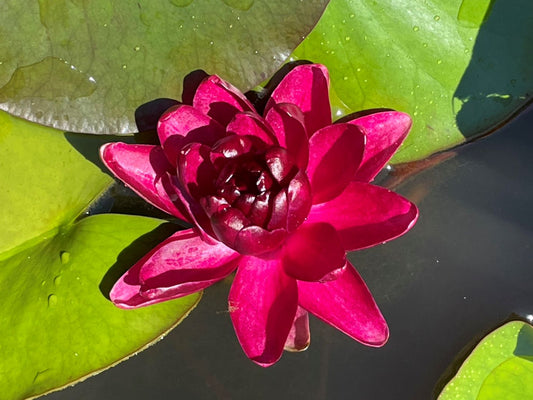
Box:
[0,112,200,399]
[0,0,328,133]
[292,0,533,162]
[438,321,533,400]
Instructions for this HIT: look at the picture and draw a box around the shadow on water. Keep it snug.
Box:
[454,0,533,137]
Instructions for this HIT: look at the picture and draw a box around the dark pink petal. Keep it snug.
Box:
[307,181,419,251]
[266,64,331,135]
[229,256,298,366]
[100,143,189,221]
[264,103,309,169]
[166,174,217,243]
[286,170,312,232]
[211,134,255,159]
[138,230,240,299]
[282,222,345,282]
[157,105,225,167]
[264,147,298,184]
[210,207,250,248]
[284,306,310,352]
[247,192,270,227]
[267,190,288,231]
[298,262,389,346]
[306,123,365,204]
[177,142,217,200]
[234,226,287,256]
[347,111,412,183]
[226,112,276,145]
[193,75,255,126]
[109,228,220,309]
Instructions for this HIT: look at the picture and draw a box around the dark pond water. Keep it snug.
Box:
[45,106,533,400]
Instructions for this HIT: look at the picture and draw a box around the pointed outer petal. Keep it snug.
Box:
[266,64,331,135]
[210,207,250,249]
[157,105,225,167]
[264,103,309,170]
[108,228,194,309]
[307,181,419,251]
[234,226,287,256]
[284,306,310,352]
[100,143,189,221]
[193,75,255,126]
[229,256,298,367]
[282,222,346,282]
[347,111,412,183]
[286,170,312,232]
[298,262,389,347]
[264,147,298,185]
[226,112,277,145]
[137,230,240,299]
[306,123,365,205]
[267,190,288,231]
[177,142,217,200]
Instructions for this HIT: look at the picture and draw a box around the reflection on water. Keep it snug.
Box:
[47,107,533,400]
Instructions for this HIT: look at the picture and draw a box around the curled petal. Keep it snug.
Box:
[193,75,254,126]
[307,182,419,251]
[265,147,298,184]
[282,222,345,282]
[284,306,310,352]
[100,143,189,221]
[266,64,331,135]
[307,123,365,204]
[211,134,255,159]
[157,105,225,167]
[234,226,287,256]
[138,230,240,299]
[267,190,288,231]
[264,103,309,170]
[298,262,389,346]
[286,170,312,232]
[177,142,217,200]
[229,256,298,367]
[211,207,250,248]
[226,112,277,145]
[347,111,412,183]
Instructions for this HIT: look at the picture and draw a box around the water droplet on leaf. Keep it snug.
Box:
[60,251,70,264]
[48,294,58,307]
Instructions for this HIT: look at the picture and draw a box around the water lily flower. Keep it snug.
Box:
[100,64,418,367]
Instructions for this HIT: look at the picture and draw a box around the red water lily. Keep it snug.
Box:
[101,64,418,367]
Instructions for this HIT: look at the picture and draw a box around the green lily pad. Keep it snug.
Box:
[438,321,533,400]
[0,0,328,134]
[0,214,201,400]
[0,112,200,399]
[0,110,112,256]
[292,0,533,163]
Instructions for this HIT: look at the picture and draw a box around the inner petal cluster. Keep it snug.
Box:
[178,133,311,255]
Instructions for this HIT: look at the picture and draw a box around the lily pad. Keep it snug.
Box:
[292,0,533,162]
[0,110,112,256]
[0,112,200,399]
[438,321,533,400]
[0,0,328,134]
[0,214,201,400]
